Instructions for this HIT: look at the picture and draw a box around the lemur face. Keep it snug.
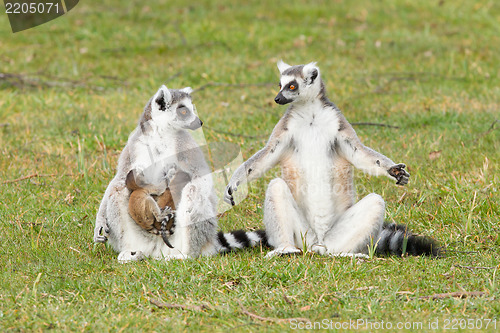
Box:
[150,85,203,130]
[274,61,320,105]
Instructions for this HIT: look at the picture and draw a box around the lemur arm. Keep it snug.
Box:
[126,137,158,173]
[336,117,409,185]
[224,119,291,205]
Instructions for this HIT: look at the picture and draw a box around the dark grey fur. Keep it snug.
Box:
[376,222,443,257]
[282,65,305,78]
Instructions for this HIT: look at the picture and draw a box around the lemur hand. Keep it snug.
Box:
[388,163,410,185]
[164,164,178,186]
[224,181,239,206]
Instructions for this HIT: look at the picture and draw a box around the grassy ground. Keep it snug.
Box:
[0,0,499,331]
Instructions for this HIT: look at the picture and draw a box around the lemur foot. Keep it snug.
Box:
[311,244,328,255]
[388,163,410,185]
[265,246,302,258]
[163,253,190,260]
[93,226,109,243]
[118,250,145,263]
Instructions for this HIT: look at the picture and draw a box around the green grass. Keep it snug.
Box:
[1,0,499,331]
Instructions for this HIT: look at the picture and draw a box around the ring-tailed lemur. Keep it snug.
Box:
[225,61,441,258]
[94,85,268,262]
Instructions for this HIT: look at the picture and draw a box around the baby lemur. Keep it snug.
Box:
[94,85,267,262]
[225,61,440,257]
[125,168,176,248]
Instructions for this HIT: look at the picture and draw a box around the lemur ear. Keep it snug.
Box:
[277,60,292,74]
[153,85,172,111]
[181,87,193,94]
[303,62,319,85]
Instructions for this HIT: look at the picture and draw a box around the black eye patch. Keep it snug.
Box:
[176,105,190,119]
[286,80,299,92]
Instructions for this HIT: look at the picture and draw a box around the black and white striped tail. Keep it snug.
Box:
[376,222,443,257]
[217,229,270,253]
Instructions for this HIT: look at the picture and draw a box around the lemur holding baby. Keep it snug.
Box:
[94,85,267,262]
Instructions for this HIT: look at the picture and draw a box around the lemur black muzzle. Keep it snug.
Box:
[187,117,203,130]
[274,92,292,105]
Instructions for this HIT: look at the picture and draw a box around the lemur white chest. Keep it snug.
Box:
[131,127,178,171]
[287,106,339,168]
[284,106,340,213]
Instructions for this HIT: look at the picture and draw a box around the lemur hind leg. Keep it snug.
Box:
[323,193,385,255]
[164,177,218,260]
[263,178,316,257]
[102,186,161,263]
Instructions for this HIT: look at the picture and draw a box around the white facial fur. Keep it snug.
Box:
[278,75,300,103]
[171,97,198,130]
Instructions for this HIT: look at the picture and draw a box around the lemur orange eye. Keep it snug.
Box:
[290,84,296,90]
[181,110,187,115]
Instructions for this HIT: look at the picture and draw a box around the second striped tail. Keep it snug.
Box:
[217,229,269,253]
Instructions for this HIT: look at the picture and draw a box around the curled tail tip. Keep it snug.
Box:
[406,234,444,258]
[377,222,443,258]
